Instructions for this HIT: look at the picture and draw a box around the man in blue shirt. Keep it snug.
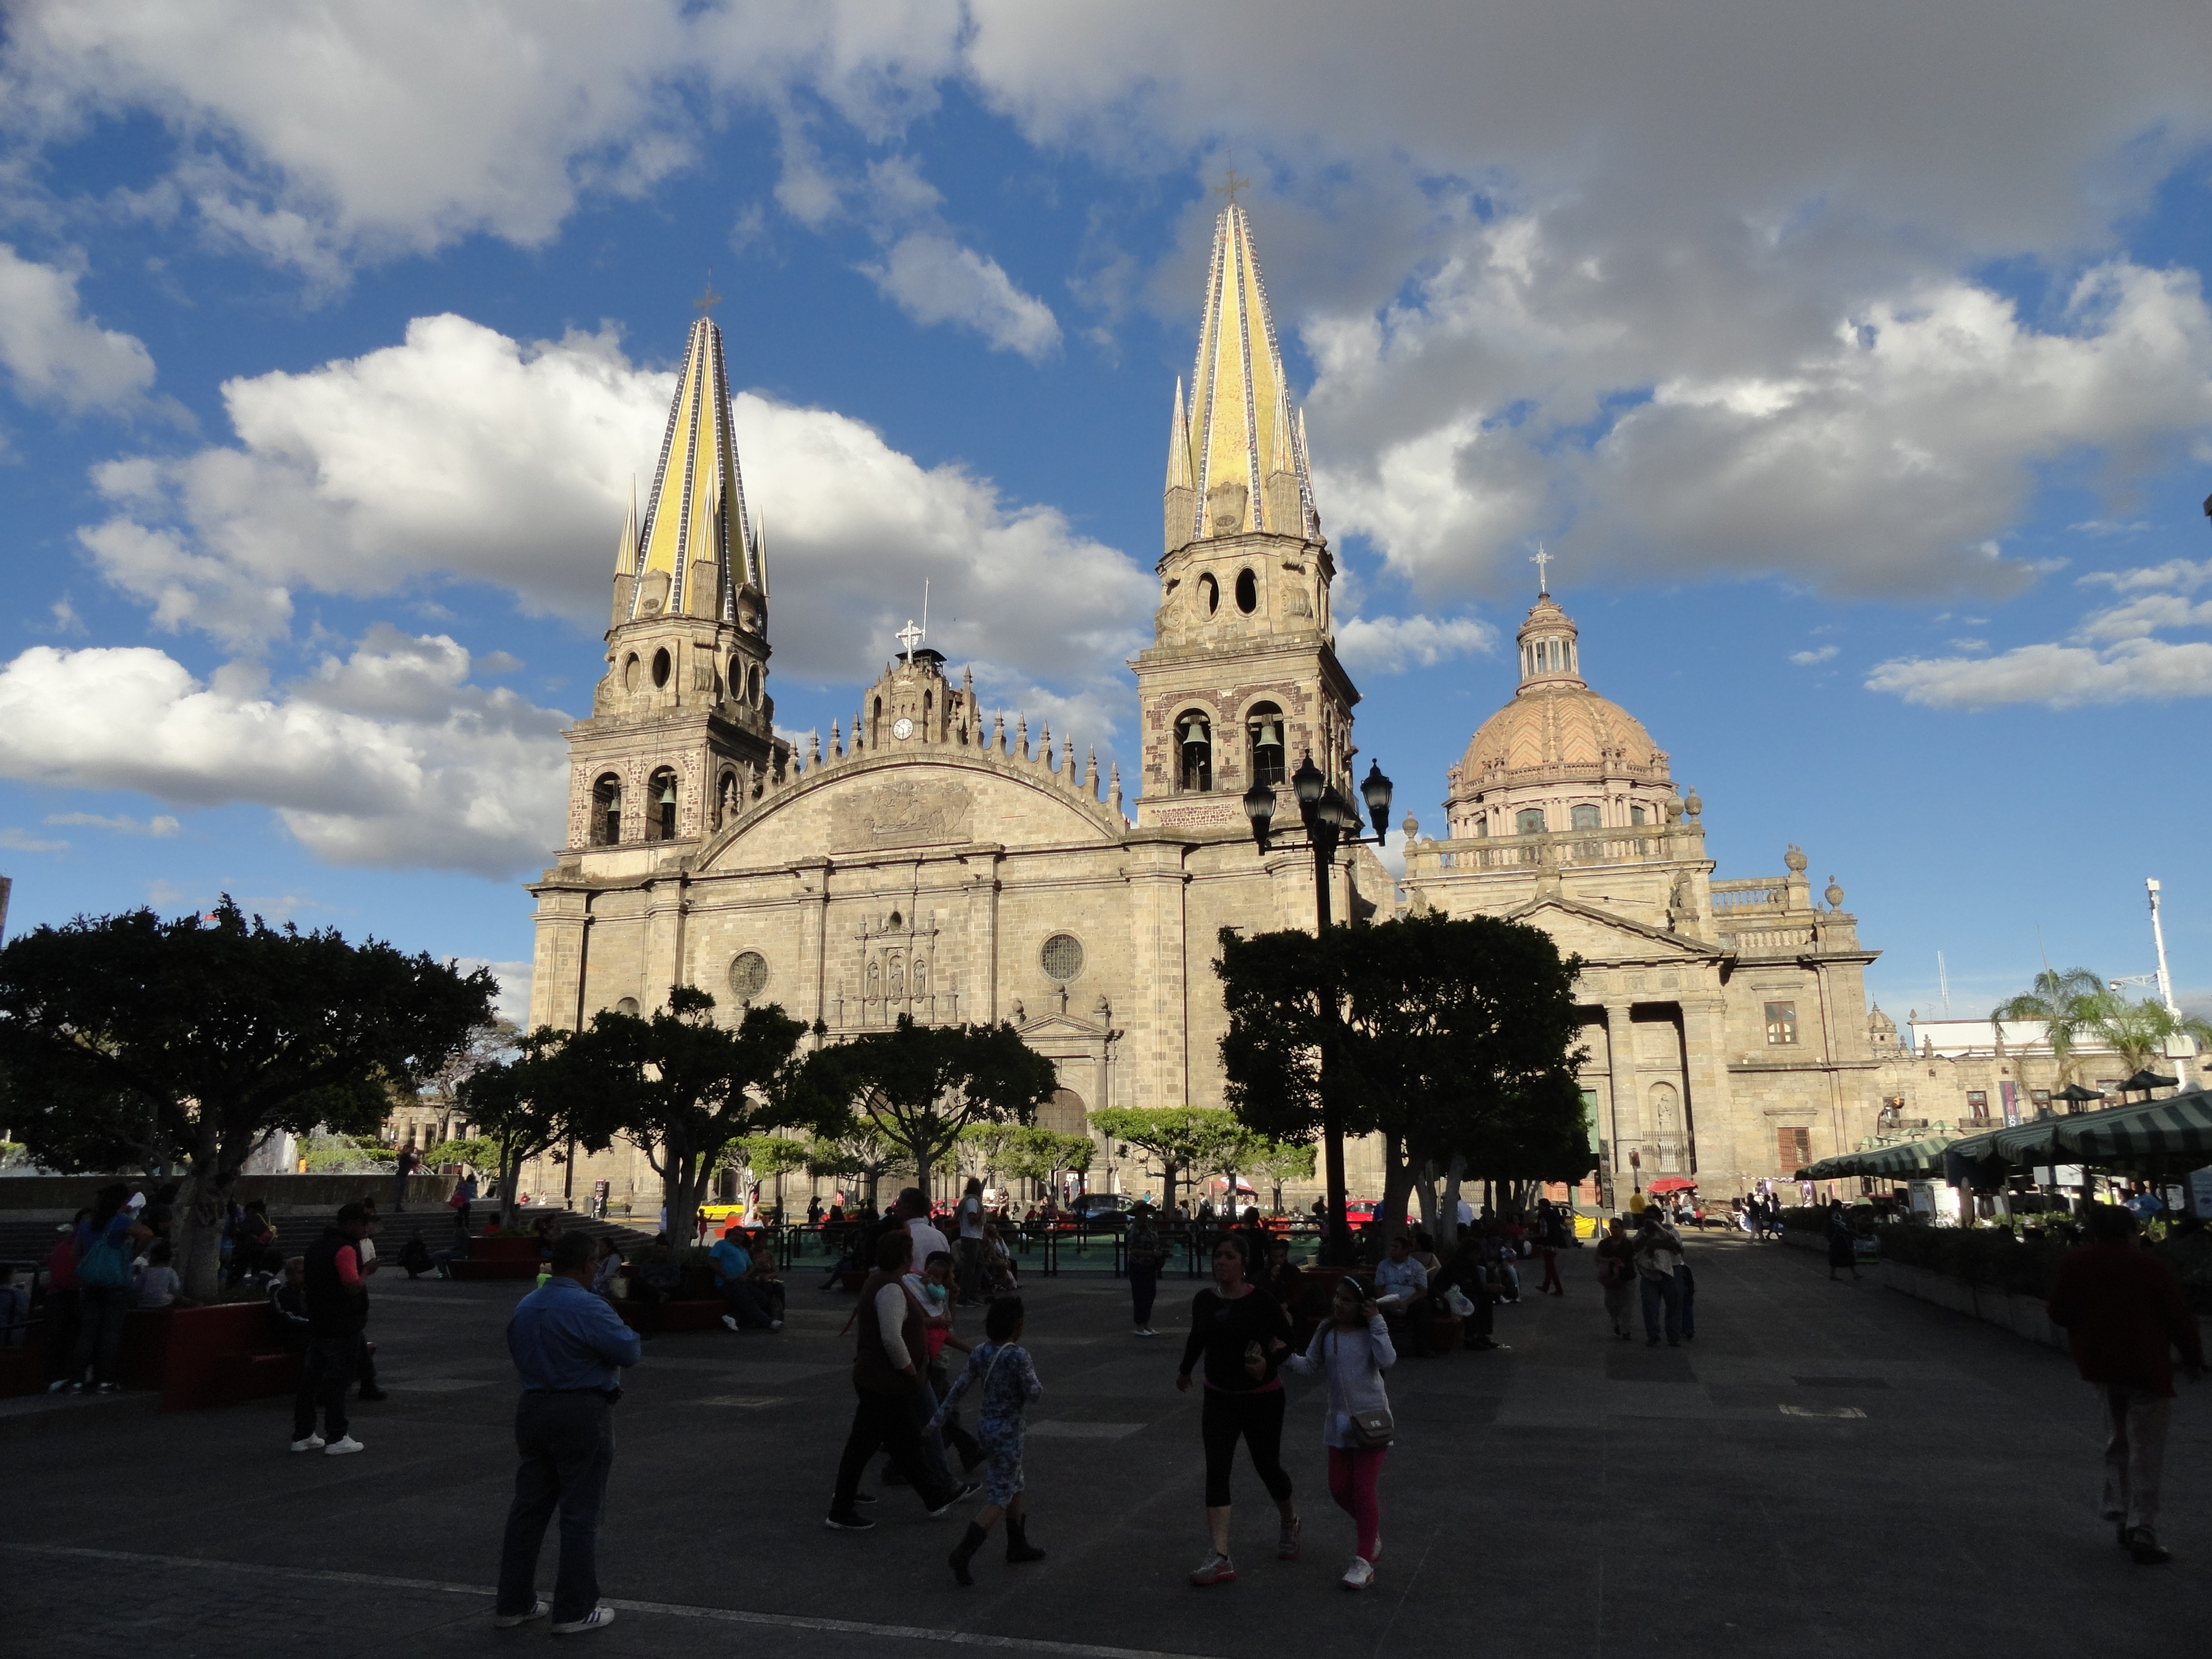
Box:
[709,1226,780,1333]
[494,1230,641,1635]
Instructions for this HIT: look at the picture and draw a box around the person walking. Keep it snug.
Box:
[1125,1202,1166,1337]
[41,1209,89,1391]
[393,1140,418,1212]
[1536,1201,1568,1297]
[493,1229,639,1633]
[1286,1274,1395,1590]
[2046,1203,2205,1565]
[825,1231,974,1530]
[936,1297,1047,1586]
[1594,1217,1636,1340]
[1824,1199,1859,1282]
[954,1178,987,1306]
[60,1186,150,1394]
[1633,1209,1683,1348]
[292,1203,374,1453]
[1177,1236,1299,1586]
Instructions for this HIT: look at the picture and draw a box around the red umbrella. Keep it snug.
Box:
[1646,1176,1697,1194]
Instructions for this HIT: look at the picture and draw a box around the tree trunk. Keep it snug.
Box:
[1161,1160,1180,1221]
[1377,1137,1418,1252]
[1439,1155,1468,1252]
[173,1118,232,1301]
[664,1153,708,1252]
[499,1147,524,1230]
[1411,1160,1439,1238]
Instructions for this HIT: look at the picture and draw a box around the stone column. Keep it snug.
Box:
[1125,841,1190,1106]
[1605,1003,1641,1176]
[641,869,689,1012]
[1681,996,1738,1190]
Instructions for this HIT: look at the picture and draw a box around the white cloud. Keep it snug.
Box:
[81,313,1153,699]
[1789,645,1839,665]
[2080,558,2212,594]
[0,631,571,877]
[45,810,180,836]
[0,1,962,272]
[0,244,157,412]
[1866,638,2212,710]
[1866,560,2212,708]
[1334,614,1496,674]
[860,231,1062,361]
[0,827,69,853]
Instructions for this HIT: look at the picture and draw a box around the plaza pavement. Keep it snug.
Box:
[3,1233,2205,1659]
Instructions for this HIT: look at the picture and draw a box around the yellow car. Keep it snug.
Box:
[1572,1212,1601,1239]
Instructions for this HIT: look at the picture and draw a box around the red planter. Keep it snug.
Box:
[152,1302,302,1410]
[446,1236,543,1282]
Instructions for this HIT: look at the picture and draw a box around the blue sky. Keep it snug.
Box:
[1,2,2210,1027]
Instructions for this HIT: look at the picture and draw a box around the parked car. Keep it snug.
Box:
[1065,1194,1132,1230]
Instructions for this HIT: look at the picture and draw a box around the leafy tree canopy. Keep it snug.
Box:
[0,897,492,1295]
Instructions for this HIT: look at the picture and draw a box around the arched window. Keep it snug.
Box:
[1630,804,1647,826]
[651,647,672,689]
[591,774,622,845]
[1177,711,1213,791]
[623,653,640,694]
[646,767,678,841]
[1570,804,1601,830]
[1198,572,1219,615]
[729,655,742,700]
[747,663,761,704]
[1245,701,1286,787]
[717,770,740,828]
[1234,568,1258,613]
[871,696,883,745]
[1515,807,1546,835]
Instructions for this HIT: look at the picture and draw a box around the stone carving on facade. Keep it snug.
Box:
[836,779,974,851]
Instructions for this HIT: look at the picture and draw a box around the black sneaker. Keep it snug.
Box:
[824,1511,877,1531]
[853,1491,878,1505]
[926,1483,981,1518]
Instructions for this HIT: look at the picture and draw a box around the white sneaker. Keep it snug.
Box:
[289,1434,326,1453]
[1342,1555,1375,1590]
[550,1607,617,1634]
[721,1314,740,1332]
[495,1599,551,1628]
[769,1320,783,1331]
[323,1435,365,1456]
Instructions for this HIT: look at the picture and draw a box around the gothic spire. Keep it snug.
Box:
[1175,202,1316,543]
[630,314,756,622]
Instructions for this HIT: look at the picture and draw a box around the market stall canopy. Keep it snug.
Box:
[1990,1119,2066,1164]
[1856,1134,1958,1177]
[2054,1083,2103,1104]
[1646,1176,1697,1193]
[2119,1069,2179,1095]
[2061,1086,2212,1162]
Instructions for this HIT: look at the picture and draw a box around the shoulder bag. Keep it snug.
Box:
[1329,1327,1395,1449]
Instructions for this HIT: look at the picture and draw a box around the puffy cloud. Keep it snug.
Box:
[1,1,962,271]
[82,313,1153,699]
[1789,645,1839,665]
[860,232,1062,361]
[0,631,570,877]
[0,244,156,412]
[1334,614,1496,675]
[1866,557,2212,709]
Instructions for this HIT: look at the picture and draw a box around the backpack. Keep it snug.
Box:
[77,1222,134,1289]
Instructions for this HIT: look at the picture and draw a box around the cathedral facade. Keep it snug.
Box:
[516,206,1939,1218]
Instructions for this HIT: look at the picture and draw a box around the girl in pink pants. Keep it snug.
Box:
[1288,1274,1396,1589]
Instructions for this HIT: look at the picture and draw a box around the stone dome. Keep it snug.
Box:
[1457,683,1669,786]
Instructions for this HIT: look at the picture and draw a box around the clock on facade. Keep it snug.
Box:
[892,717,915,740]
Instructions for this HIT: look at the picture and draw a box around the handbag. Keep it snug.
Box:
[1329,1329,1396,1448]
[1443,1286,1476,1318]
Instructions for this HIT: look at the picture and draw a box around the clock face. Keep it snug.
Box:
[892,717,915,740]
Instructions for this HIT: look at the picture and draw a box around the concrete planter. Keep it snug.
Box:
[1881,1260,2067,1353]
[445,1236,541,1281]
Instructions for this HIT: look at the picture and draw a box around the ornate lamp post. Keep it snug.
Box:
[1242,755,1394,1263]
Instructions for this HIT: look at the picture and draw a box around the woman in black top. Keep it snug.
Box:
[1177,1236,1299,1585]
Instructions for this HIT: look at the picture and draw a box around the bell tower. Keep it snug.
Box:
[1132,199,1358,828]
[564,309,788,855]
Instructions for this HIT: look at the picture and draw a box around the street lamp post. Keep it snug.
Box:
[1242,754,1394,1265]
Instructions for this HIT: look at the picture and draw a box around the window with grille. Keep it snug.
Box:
[1777,1128,1811,1169]
[1571,804,1601,830]
[1515,808,1546,834]
[1040,934,1084,982]
[1966,1090,1990,1121]
[728,951,769,1000]
[1764,1001,1798,1045]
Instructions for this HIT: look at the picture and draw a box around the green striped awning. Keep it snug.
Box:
[1856,1134,1957,1177]
[1989,1118,2066,1164]
[2059,1088,2212,1162]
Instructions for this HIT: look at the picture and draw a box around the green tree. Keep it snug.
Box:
[0,898,492,1297]
[1000,1127,1095,1198]
[454,1025,598,1229]
[1217,913,1589,1246]
[559,986,815,1248]
[733,1132,813,1217]
[1992,968,2113,1088]
[421,1134,500,1172]
[806,1014,1058,1198]
[1245,1138,1317,1215]
[802,1119,908,1209]
[2092,995,2212,1081]
[1090,1106,1250,1219]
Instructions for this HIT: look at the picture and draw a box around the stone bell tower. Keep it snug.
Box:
[1131,200,1359,830]
[563,309,788,854]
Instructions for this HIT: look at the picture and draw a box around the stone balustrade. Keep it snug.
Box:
[1403,820,1702,875]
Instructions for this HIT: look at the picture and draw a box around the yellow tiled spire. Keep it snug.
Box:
[629,315,757,621]
[1179,202,1316,543]
[1166,376,1194,491]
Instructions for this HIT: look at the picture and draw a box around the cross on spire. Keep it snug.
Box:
[1531,545,1552,597]
[1214,165,1251,205]
[896,618,924,659]
[694,269,721,313]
